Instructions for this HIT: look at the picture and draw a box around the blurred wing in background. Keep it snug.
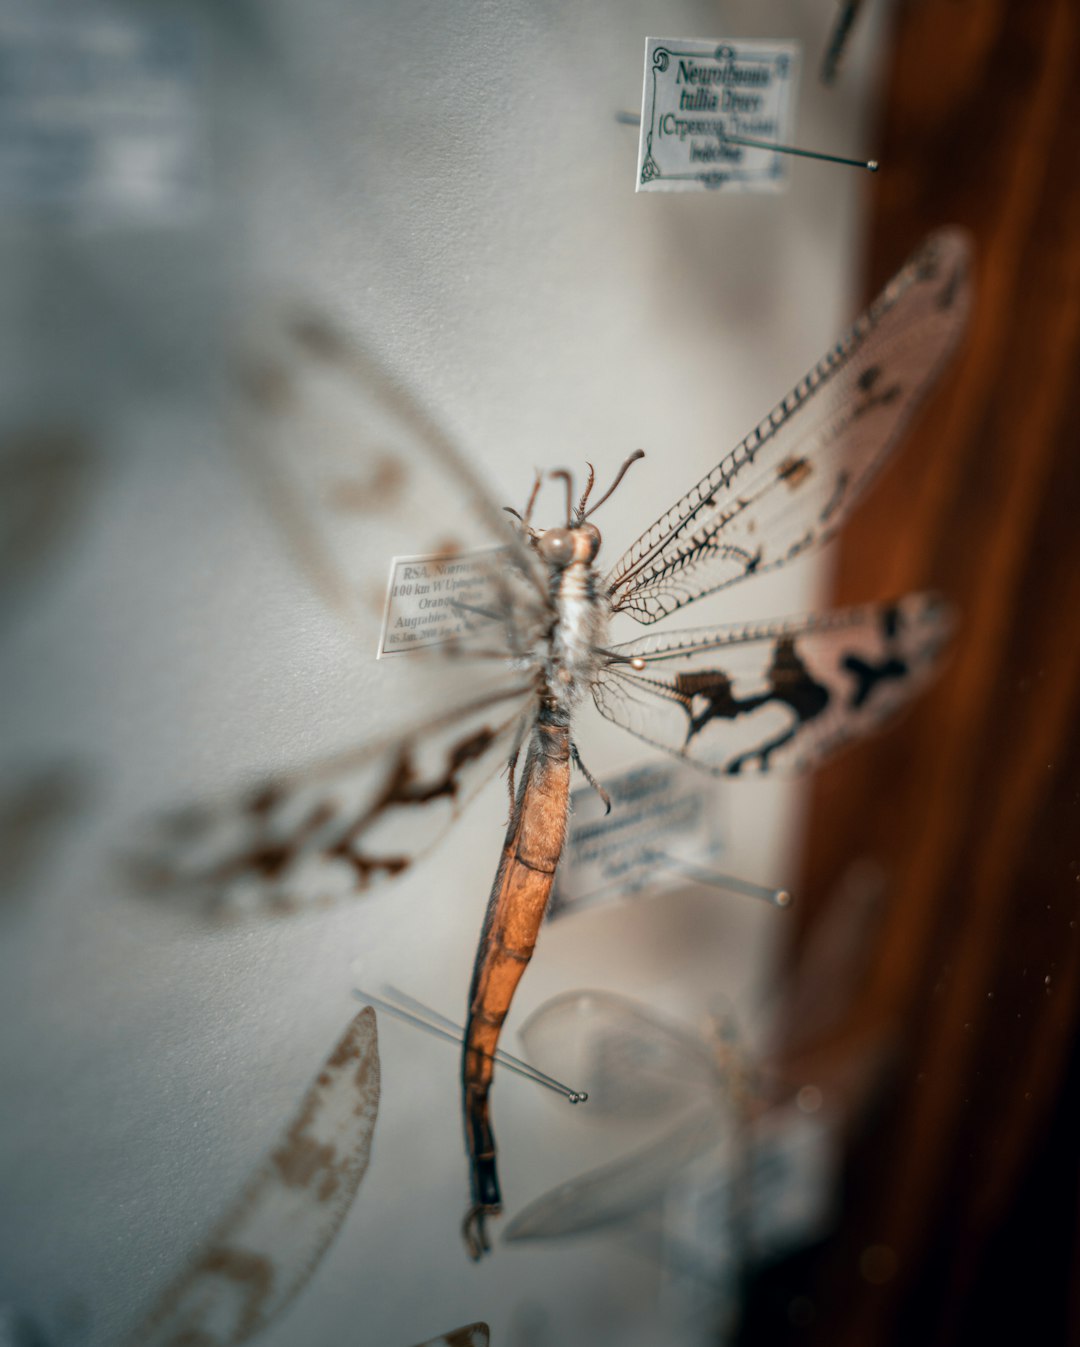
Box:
[0,427,95,627]
[231,308,550,657]
[517,990,719,1122]
[504,1107,720,1242]
[136,682,537,918]
[124,1007,380,1347]
[504,992,743,1242]
[136,307,556,917]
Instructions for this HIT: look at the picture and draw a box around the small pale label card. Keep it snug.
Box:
[378,547,504,657]
[548,760,725,920]
[636,37,799,193]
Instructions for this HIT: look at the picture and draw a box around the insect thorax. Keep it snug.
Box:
[544,559,609,715]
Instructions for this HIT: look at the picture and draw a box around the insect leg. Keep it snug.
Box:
[505,744,520,821]
[570,742,611,815]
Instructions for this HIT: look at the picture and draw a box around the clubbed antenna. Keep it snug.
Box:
[583,449,646,520]
[576,462,597,519]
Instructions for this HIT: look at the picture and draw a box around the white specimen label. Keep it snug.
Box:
[549,760,723,920]
[0,6,206,221]
[378,547,503,657]
[636,38,799,193]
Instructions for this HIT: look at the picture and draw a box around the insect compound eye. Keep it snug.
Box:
[537,528,574,569]
[579,522,602,561]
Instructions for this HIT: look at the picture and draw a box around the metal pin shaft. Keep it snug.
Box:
[721,131,877,171]
[648,851,792,907]
[353,987,588,1103]
[615,112,877,172]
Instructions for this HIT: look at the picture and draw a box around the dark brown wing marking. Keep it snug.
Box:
[135,685,536,918]
[326,455,408,513]
[675,637,832,773]
[322,726,500,885]
[592,595,952,776]
[604,230,972,625]
[123,1008,380,1347]
[777,456,813,489]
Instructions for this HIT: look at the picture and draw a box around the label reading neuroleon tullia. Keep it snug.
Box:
[378,547,504,657]
[636,38,799,193]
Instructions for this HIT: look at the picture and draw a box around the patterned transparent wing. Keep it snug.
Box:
[134,683,536,918]
[233,307,551,661]
[506,991,731,1241]
[605,229,972,624]
[592,594,953,776]
[519,990,718,1121]
[137,303,555,917]
[124,1008,379,1347]
[503,1107,720,1242]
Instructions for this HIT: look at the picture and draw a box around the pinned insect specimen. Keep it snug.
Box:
[122,1008,380,1346]
[146,228,971,1258]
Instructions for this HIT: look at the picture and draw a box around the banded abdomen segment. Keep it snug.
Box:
[461,709,570,1258]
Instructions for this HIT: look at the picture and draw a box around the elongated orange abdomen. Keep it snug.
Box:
[461,707,570,1258]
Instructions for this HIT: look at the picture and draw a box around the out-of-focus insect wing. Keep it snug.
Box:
[232,307,550,658]
[504,1106,719,1242]
[136,683,537,918]
[604,230,972,625]
[408,1324,491,1347]
[0,428,94,625]
[592,595,952,776]
[139,307,551,919]
[505,991,738,1241]
[519,990,718,1122]
[0,765,89,906]
[125,1007,380,1347]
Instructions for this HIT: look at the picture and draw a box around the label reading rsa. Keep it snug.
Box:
[378,547,504,657]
